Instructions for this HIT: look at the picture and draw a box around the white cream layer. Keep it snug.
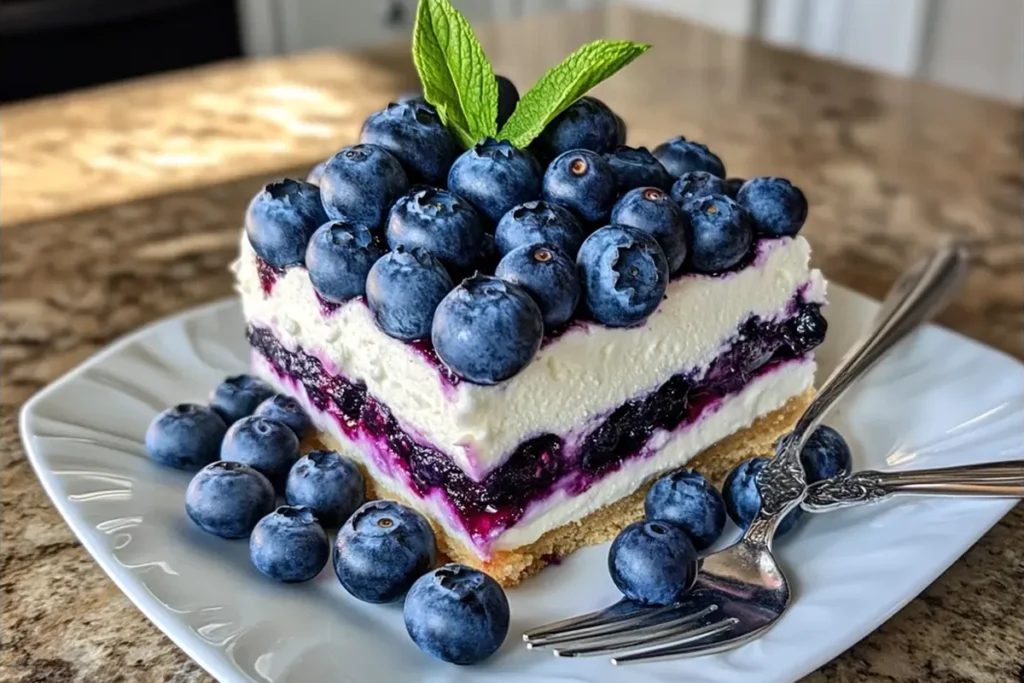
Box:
[254,353,814,556]
[236,234,825,479]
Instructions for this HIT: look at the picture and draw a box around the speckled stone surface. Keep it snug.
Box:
[2,7,1022,683]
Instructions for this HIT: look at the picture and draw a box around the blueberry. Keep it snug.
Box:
[386,187,485,273]
[644,469,727,551]
[576,225,669,327]
[221,415,301,488]
[782,305,828,355]
[145,404,226,470]
[305,220,383,303]
[723,457,803,536]
[652,136,726,178]
[723,177,746,198]
[670,171,727,206]
[360,101,458,185]
[306,159,328,185]
[775,425,852,483]
[542,149,617,225]
[185,461,276,539]
[333,500,436,603]
[286,449,366,527]
[494,200,584,259]
[245,179,328,269]
[210,374,275,424]
[614,114,628,146]
[604,146,673,194]
[319,144,409,229]
[366,246,453,341]
[254,394,311,438]
[610,187,688,273]
[736,176,808,237]
[681,194,755,273]
[448,138,542,224]
[496,75,519,128]
[495,243,580,328]
[432,274,544,384]
[250,506,330,582]
[404,564,509,665]
[608,520,698,605]
[533,96,619,161]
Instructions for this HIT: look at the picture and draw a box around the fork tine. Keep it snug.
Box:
[530,603,717,649]
[610,618,748,664]
[522,599,653,641]
[554,616,737,658]
[525,602,689,647]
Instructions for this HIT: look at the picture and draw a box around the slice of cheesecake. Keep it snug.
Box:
[236,232,825,586]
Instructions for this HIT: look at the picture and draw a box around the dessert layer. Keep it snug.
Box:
[236,234,826,477]
[250,317,816,556]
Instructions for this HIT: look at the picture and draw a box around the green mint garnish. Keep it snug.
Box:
[497,40,649,149]
[412,0,498,149]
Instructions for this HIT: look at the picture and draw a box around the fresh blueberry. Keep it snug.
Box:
[305,220,383,303]
[533,96,619,161]
[145,404,226,470]
[775,425,852,483]
[448,138,542,224]
[185,461,276,539]
[604,146,673,194]
[221,415,301,488]
[306,159,328,185]
[723,457,803,536]
[319,144,409,229]
[366,246,453,341]
[285,449,366,527]
[254,394,311,438]
[723,177,746,198]
[610,187,688,273]
[736,176,808,237]
[576,225,669,327]
[494,200,584,259]
[496,75,519,128]
[386,187,485,273]
[432,274,544,384]
[360,101,458,185]
[608,520,698,605]
[783,304,829,355]
[645,469,727,551]
[404,564,509,665]
[209,374,275,424]
[250,506,330,582]
[245,179,328,269]
[542,149,617,225]
[614,114,628,146]
[495,243,580,328]
[681,194,755,273]
[670,171,727,206]
[652,136,726,178]
[333,500,436,603]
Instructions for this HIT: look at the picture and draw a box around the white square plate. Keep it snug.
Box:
[21,285,1024,683]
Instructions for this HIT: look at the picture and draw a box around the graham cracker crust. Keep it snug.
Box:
[309,388,813,588]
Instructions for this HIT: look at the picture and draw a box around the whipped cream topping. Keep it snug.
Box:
[236,233,825,478]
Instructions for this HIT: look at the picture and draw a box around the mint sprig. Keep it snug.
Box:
[412,0,498,148]
[411,0,649,150]
[497,41,649,149]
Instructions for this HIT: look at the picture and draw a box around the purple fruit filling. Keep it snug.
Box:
[247,302,824,544]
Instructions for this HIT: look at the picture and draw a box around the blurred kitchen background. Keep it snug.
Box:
[2,0,1021,104]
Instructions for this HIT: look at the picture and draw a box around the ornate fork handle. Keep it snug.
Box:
[803,460,1024,511]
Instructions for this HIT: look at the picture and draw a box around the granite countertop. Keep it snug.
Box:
[2,7,1022,682]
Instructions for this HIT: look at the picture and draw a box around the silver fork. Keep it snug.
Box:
[522,242,972,663]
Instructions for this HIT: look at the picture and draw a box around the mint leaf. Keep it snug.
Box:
[498,40,649,149]
[413,0,498,148]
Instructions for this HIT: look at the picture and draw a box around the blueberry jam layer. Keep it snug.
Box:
[248,302,825,544]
